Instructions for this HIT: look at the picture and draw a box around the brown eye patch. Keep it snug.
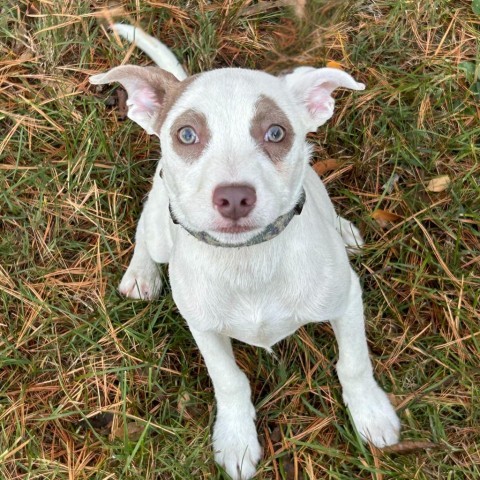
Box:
[250,95,294,163]
[170,109,211,162]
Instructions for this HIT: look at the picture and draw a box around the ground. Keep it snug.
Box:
[1,1,479,479]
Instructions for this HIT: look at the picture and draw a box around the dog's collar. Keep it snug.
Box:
[169,189,306,248]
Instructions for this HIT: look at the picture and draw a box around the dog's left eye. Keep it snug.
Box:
[264,125,286,143]
[177,126,199,145]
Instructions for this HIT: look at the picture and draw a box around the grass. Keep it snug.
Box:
[1,0,479,478]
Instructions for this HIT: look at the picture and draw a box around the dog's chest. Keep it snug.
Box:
[217,293,301,349]
[169,237,349,349]
[177,279,306,348]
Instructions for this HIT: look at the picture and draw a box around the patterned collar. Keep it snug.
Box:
[169,189,306,248]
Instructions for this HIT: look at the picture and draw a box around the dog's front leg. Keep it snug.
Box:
[118,205,162,300]
[331,272,401,447]
[190,327,262,480]
[119,175,172,300]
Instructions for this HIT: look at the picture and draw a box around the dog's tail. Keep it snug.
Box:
[111,23,188,81]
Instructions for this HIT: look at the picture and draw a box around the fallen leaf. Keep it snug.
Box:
[116,88,128,120]
[382,440,440,454]
[241,0,305,18]
[426,175,451,192]
[312,159,341,176]
[372,209,402,228]
[270,426,282,443]
[83,412,114,435]
[177,391,191,414]
[113,421,144,441]
[326,60,343,70]
[280,456,297,479]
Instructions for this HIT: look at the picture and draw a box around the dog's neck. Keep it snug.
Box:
[170,189,306,248]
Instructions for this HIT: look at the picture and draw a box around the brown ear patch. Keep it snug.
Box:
[153,74,200,133]
[250,95,294,163]
[170,109,211,162]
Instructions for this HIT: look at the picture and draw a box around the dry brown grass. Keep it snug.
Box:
[1,0,479,479]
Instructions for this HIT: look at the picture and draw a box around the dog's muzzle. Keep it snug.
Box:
[169,188,306,248]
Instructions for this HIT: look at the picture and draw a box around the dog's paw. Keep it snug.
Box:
[344,383,400,448]
[213,416,262,480]
[118,266,162,300]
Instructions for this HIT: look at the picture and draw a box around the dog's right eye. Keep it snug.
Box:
[264,124,286,143]
[177,126,199,145]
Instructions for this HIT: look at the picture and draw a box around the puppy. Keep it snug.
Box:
[91,24,400,480]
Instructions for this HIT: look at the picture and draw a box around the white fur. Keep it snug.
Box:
[112,23,188,80]
[92,25,399,479]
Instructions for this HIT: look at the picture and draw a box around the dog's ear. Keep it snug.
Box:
[283,67,365,132]
[90,65,179,135]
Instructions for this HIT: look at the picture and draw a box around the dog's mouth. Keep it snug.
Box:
[212,225,257,234]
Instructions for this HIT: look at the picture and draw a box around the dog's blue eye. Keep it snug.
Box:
[264,125,286,143]
[178,126,199,145]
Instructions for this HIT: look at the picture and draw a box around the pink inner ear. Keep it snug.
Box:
[307,81,336,116]
[130,86,162,113]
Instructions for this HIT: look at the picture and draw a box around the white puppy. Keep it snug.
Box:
[91,24,400,480]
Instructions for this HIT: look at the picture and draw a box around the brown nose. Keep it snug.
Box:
[212,184,257,220]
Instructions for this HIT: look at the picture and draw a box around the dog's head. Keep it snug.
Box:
[91,66,364,244]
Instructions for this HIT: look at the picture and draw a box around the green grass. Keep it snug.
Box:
[1,0,479,478]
